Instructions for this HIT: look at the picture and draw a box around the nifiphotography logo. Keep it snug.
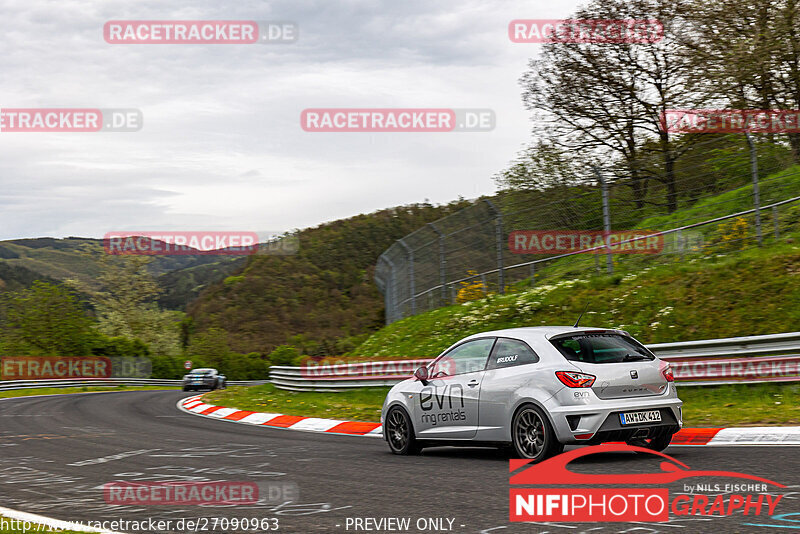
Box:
[510,443,784,523]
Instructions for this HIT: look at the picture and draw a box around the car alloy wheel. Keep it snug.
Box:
[512,405,561,461]
[385,407,420,455]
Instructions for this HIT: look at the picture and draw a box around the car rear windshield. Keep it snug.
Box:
[550,333,655,364]
[189,370,211,375]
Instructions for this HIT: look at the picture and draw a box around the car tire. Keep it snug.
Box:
[182,386,189,392]
[385,407,421,455]
[511,404,563,462]
[628,432,672,452]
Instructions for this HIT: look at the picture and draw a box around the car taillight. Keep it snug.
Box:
[556,371,596,388]
[662,365,675,382]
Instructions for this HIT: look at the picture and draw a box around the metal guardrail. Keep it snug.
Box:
[270,360,430,392]
[270,332,800,391]
[0,378,268,392]
[3,332,792,394]
[647,332,800,359]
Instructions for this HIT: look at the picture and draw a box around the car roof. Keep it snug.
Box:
[461,326,624,342]
[190,368,215,372]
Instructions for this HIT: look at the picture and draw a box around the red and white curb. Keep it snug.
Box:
[178,395,800,446]
[672,426,800,446]
[178,395,383,437]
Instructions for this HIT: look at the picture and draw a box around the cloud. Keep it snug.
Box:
[0,0,581,240]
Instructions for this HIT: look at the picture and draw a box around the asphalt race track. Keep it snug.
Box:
[1,390,798,534]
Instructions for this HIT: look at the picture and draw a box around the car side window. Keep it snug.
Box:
[486,337,539,370]
[429,338,496,377]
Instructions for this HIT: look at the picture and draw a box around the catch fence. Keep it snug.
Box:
[376,135,800,323]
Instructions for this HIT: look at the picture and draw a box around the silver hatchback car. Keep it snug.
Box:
[381,327,682,461]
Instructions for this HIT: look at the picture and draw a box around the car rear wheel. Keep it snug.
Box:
[385,407,421,455]
[511,405,562,462]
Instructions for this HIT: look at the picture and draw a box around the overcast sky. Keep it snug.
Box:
[0,0,583,241]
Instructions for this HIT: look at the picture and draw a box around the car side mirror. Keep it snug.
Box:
[414,366,429,384]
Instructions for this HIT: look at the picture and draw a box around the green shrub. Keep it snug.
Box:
[268,345,300,366]
[223,275,245,286]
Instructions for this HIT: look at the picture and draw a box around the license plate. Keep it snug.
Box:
[620,410,661,425]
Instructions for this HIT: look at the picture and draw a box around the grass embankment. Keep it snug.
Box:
[342,167,800,361]
[0,385,174,400]
[348,243,800,359]
[203,383,800,428]
[502,167,800,292]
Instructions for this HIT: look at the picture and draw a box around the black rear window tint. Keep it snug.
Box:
[550,334,655,364]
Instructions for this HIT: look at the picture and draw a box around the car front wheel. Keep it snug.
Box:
[511,405,562,462]
[385,407,421,455]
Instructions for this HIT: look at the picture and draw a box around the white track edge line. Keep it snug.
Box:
[0,505,126,534]
[0,389,173,402]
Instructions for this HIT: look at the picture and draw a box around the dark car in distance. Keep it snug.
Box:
[182,368,227,391]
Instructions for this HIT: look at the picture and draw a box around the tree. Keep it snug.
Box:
[494,140,589,192]
[268,345,301,366]
[520,0,702,212]
[0,281,97,355]
[186,327,232,368]
[681,0,800,161]
[69,248,182,356]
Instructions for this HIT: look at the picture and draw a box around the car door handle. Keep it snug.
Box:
[467,380,479,387]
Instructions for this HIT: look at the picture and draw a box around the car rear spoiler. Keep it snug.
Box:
[548,329,631,340]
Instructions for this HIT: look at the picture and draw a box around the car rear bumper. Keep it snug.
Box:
[183,380,215,389]
[546,396,683,444]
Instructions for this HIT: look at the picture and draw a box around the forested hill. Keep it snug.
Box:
[0,237,245,309]
[185,200,471,356]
